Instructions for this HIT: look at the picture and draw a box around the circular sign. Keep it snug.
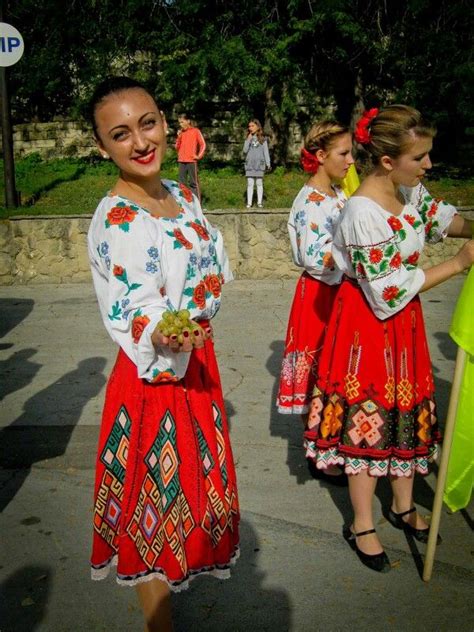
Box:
[0,23,24,67]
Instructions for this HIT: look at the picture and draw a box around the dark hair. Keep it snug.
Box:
[89,76,150,137]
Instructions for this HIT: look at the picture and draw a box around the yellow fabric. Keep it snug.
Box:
[444,267,474,511]
[341,164,360,198]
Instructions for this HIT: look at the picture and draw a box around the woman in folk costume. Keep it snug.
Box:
[277,121,354,484]
[87,77,239,631]
[306,105,474,572]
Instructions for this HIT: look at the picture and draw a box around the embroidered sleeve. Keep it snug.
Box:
[338,201,425,319]
[88,199,190,383]
[409,183,458,243]
[288,191,343,282]
[186,192,233,285]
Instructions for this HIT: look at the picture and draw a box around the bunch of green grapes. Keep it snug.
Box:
[157,309,203,344]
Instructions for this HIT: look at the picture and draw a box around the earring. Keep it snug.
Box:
[102,153,109,159]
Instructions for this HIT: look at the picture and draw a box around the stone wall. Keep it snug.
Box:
[5,120,303,162]
[0,209,472,285]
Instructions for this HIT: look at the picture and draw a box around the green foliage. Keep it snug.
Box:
[7,0,474,164]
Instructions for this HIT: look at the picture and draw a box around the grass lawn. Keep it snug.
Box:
[0,153,473,218]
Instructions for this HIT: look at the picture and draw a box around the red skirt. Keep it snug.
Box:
[90,336,239,590]
[305,278,441,477]
[277,273,338,414]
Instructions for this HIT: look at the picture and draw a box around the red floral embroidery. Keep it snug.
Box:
[369,248,383,264]
[113,264,124,277]
[152,369,179,383]
[179,183,193,203]
[403,214,416,226]
[390,252,402,269]
[388,216,403,231]
[204,274,221,298]
[132,314,151,343]
[193,281,207,309]
[382,286,400,302]
[322,252,335,268]
[173,228,193,249]
[427,202,438,217]
[307,191,325,203]
[189,221,209,241]
[407,251,420,266]
[159,286,166,297]
[425,221,433,236]
[107,206,138,225]
[356,262,366,277]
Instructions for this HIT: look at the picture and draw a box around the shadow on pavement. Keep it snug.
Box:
[174,518,292,631]
[0,564,51,632]
[0,298,35,339]
[0,357,107,512]
[0,348,42,401]
[266,340,316,485]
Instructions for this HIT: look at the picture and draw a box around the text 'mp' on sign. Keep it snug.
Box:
[0,23,24,67]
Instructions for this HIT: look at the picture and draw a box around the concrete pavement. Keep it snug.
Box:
[0,277,473,631]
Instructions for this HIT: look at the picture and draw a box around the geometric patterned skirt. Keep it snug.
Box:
[277,273,338,414]
[305,278,441,477]
[90,337,240,590]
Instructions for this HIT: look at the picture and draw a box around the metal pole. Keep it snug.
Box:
[0,0,18,208]
[0,64,18,207]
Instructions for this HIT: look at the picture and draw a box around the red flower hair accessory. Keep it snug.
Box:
[300,147,320,174]
[354,108,379,145]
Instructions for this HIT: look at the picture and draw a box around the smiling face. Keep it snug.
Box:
[94,88,166,181]
[387,134,433,186]
[318,133,354,181]
[248,121,259,135]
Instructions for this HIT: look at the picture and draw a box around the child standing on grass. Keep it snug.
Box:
[243,119,271,208]
[175,113,206,201]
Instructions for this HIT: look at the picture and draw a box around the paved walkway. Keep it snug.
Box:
[0,278,472,631]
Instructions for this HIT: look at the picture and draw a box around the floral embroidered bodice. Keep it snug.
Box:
[88,180,232,382]
[333,183,457,319]
[288,184,347,285]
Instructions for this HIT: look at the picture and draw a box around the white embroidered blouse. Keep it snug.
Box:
[288,184,347,285]
[88,180,232,383]
[333,182,458,319]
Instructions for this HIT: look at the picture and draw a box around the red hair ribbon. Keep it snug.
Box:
[300,147,320,174]
[354,108,379,145]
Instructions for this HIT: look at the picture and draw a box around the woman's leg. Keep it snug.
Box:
[349,470,384,554]
[390,475,429,529]
[246,177,255,207]
[256,177,264,205]
[136,578,173,632]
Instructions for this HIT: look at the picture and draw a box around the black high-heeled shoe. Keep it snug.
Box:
[387,507,441,544]
[342,525,391,573]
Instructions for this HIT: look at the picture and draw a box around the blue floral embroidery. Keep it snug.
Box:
[189,253,198,266]
[104,256,111,270]
[294,210,307,227]
[324,216,335,232]
[147,246,159,260]
[208,243,216,256]
[201,256,211,269]
[146,261,158,274]
[100,241,109,255]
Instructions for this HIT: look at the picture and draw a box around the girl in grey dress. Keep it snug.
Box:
[243,119,271,208]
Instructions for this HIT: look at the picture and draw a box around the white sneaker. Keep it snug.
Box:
[246,204,251,208]
[257,203,263,208]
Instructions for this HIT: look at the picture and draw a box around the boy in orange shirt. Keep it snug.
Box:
[175,114,206,200]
